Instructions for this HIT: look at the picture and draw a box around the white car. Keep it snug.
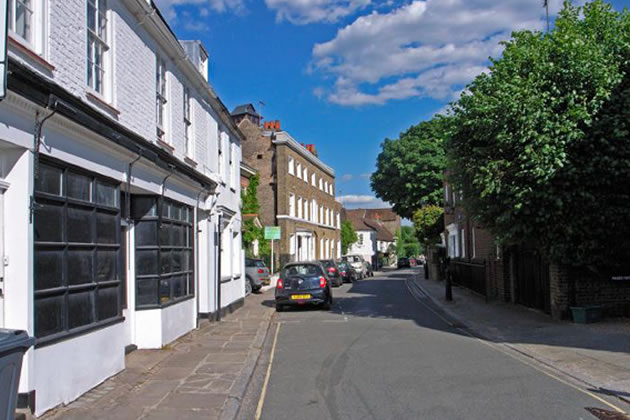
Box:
[342,255,368,279]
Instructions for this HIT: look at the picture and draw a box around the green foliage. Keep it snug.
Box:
[412,205,445,248]
[395,226,422,258]
[371,117,451,218]
[447,0,630,267]
[241,174,271,259]
[340,220,359,255]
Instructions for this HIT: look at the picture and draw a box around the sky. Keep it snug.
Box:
[156,0,630,212]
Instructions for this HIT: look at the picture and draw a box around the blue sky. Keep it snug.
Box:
[157,0,630,210]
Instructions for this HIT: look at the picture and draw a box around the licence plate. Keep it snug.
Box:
[291,294,312,300]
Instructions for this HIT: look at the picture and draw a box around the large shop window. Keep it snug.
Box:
[132,196,194,309]
[34,161,122,343]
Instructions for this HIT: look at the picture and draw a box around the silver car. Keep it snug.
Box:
[245,258,270,294]
[342,255,368,279]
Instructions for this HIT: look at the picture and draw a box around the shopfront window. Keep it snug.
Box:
[34,160,122,343]
[132,196,194,308]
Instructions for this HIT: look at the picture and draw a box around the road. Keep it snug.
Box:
[240,268,625,420]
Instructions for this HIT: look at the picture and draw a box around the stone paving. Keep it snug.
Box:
[42,292,275,420]
[413,271,630,404]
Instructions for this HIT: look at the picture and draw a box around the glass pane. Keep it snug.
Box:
[67,206,93,243]
[160,250,171,274]
[135,249,158,275]
[67,172,92,202]
[96,212,117,244]
[131,196,156,219]
[159,223,171,246]
[181,250,190,272]
[159,278,171,304]
[170,204,180,221]
[187,274,194,296]
[97,249,117,282]
[35,164,62,195]
[35,249,63,290]
[172,251,182,273]
[136,277,157,307]
[173,225,184,247]
[67,249,93,285]
[97,286,119,321]
[161,201,170,219]
[35,295,65,338]
[34,202,64,243]
[87,1,96,32]
[135,220,157,246]
[172,275,184,298]
[68,291,94,329]
[187,227,193,247]
[95,181,118,207]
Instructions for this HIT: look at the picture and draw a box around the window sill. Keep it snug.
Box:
[34,316,125,349]
[184,156,198,167]
[158,139,175,153]
[8,35,55,73]
[221,276,232,283]
[86,91,120,117]
[135,295,195,311]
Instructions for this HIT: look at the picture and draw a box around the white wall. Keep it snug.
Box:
[347,230,376,262]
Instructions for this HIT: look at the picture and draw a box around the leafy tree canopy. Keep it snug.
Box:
[447,0,630,267]
[371,117,451,219]
[340,220,359,255]
[412,205,444,249]
[396,226,422,258]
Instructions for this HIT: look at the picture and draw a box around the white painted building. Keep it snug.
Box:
[345,209,396,267]
[0,0,244,415]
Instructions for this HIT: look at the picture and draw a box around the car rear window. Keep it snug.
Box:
[319,260,334,268]
[344,256,360,262]
[282,264,323,277]
[254,260,266,268]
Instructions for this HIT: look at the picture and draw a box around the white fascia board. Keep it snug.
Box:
[122,0,244,143]
[272,132,335,177]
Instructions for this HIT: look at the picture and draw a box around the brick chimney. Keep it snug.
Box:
[263,120,281,132]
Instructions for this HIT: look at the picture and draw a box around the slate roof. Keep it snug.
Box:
[231,103,259,117]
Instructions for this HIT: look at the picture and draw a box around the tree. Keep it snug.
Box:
[371,117,451,219]
[412,205,444,249]
[395,226,422,258]
[340,220,358,255]
[447,1,630,268]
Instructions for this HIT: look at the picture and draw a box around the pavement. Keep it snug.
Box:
[413,269,630,404]
[249,269,628,420]
[41,291,275,420]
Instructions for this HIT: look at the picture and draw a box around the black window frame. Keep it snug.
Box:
[132,195,194,310]
[33,158,124,347]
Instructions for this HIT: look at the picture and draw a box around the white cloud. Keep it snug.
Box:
[312,0,555,105]
[264,0,371,24]
[338,194,388,208]
[340,174,354,182]
[154,0,246,25]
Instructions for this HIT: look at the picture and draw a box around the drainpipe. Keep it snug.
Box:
[216,212,222,321]
[30,99,59,223]
[194,187,208,328]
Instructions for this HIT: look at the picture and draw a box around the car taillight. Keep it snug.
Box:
[319,276,327,288]
[328,267,337,273]
[341,271,346,276]
[258,268,264,274]
[277,278,284,289]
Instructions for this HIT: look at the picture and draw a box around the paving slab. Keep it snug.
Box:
[42,290,274,420]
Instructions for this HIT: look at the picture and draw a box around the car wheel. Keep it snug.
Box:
[322,296,332,310]
[276,303,284,312]
[245,278,253,295]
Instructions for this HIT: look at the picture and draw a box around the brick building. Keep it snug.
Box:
[443,179,630,320]
[233,105,341,269]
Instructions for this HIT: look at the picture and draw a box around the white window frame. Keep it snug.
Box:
[460,228,466,258]
[156,56,168,143]
[303,167,308,183]
[86,0,111,99]
[311,173,316,186]
[184,87,194,159]
[296,163,302,180]
[289,193,295,217]
[319,178,323,190]
[324,181,328,194]
[217,127,224,179]
[290,234,295,255]
[297,196,302,219]
[304,199,308,220]
[229,142,236,189]
[288,157,295,175]
[9,0,46,55]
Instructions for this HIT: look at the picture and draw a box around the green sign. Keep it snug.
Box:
[264,226,281,240]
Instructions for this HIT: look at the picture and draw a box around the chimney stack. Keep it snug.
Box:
[263,120,281,132]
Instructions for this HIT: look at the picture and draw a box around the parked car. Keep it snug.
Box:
[342,255,368,279]
[397,257,411,269]
[318,259,343,287]
[245,258,270,294]
[337,261,356,283]
[275,262,332,311]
